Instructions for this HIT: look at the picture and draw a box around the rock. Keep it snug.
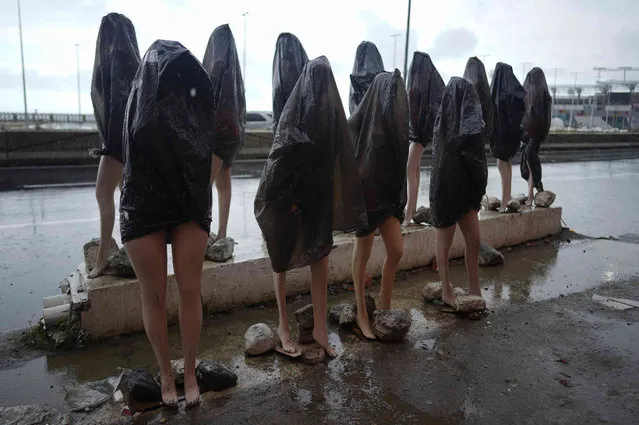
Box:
[372,309,412,341]
[453,287,467,297]
[0,405,70,425]
[196,360,238,391]
[513,193,527,205]
[534,190,556,208]
[206,236,235,262]
[422,282,442,301]
[339,304,357,326]
[301,344,326,365]
[169,359,203,386]
[83,238,118,274]
[298,323,315,344]
[506,199,521,213]
[244,323,275,356]
[481,196,501,211]
[329,304,347,324]
[353,294,376,319]
[107,248,136,278]
[456,295,486,313]
[412,206,433,225]
[294,304,314,329]
[479,242,505,266]
[124,369,161,402]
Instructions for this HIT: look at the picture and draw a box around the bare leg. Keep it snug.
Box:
[526,160,534,205]
[403,143,424,226]
[310,256,336,357]
[210,154,223,183]
[352,233,375,339]
[436,224,457,308]
[171,222,207,407]
[457,211,481,297]
[90,156,122,278]
[273,271,299,354]
[124,232,176,406]
[497,159,512,210]
[215,165,232,239]
[378,216,404,310]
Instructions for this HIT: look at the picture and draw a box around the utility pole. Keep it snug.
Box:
[17,0,28,127]
[548,67,561,119]
[390,33,401,69]
[520,62,532,82]
[402,0,412,81]
[569,72,582,128]
[242,12,248,85]
[591,67,607,127]
[75,43,81,115]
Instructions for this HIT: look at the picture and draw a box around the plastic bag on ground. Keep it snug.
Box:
[407,52,445,147]
[349,41,385,115]
[348,70,409,236]
[429,77,488,229]
[489,62,526,161]
[90,13,141,163]
[463,56,494,144]
[520,67,552,190]
[255,56,367,273]
[64,373,123,412]
[272,33,309,132]
[203,24,246,167]
[120,40,216,243]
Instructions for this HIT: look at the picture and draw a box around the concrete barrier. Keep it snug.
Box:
[66,207,561,338]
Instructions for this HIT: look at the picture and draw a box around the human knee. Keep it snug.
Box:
[387,243,403,263]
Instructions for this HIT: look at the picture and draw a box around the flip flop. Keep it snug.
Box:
[275,343,302,358]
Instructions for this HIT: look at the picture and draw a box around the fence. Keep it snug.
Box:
[0,112,95,124]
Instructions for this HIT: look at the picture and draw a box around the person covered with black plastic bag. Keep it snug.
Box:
[120,40,216,408]
[349,41,385,115]
[521,67,552,205]
[429,77,488,310]
[202,24,246,242]
[489,62,526,210]
[254,56,367,357]
[89,13,140,278]
[272,32,309,132]
[347,69,409,339]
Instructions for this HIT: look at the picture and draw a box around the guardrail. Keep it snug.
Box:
[0,112,95,123]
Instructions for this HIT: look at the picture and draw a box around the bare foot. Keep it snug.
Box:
[277,325,300,354]
[88,256,109,279]
[468,286,482,298]
[312,328,336,358]
[160,372,178,407]
[402,208,414,227]
[184,373,200,408]
[441,283,458,310]
[355,313,376,340]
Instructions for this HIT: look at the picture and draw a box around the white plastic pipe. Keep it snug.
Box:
[43,303,70,327]
[43,294,71,309]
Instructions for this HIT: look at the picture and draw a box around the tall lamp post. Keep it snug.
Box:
[75,43,81,115]
[402,0,412,80]
[17,0,28,127]
[390,33,401,69]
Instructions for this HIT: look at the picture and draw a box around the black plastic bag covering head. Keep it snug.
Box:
[522,67,552,142]
[429,77,488,229]
[272,32,309,132]
[202,24,246,167]
[255,56,367,273]
[407,52,445,147]
[349,41,385,115]
[463,56,494,144]
[489,62,526,161]
[90,13,140,164]
[120,40,216,243]
[348,69,409,236]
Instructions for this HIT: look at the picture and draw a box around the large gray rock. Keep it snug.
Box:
[339,304,357,327]
[513,193,528,205]
[455,295,486,313]
[422,282,465,301]
[0,405,70,425]
[372,309,412,341]
[244,323,275,356]
[107,248,136,278]
[412,206,433,225]
[506,199,521,213]
[329,304,347,324]
[479,242,505,266]
[294,304,314,329]
[124,369,161,402]
[206,236,235,262]
[297,323,315,344]
[196,360,237,391]
[353,294,376,319]
[83,238,118,274]
[481,196,501,211]
[534,190,556,208]
[168,359,203,386]
[301,344,326,365]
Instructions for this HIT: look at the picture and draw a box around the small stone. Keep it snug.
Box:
[422,282,442,301]
[329,304,347,324]
[301,344,326,365]
[0,405,70,425]
[107,247,136,278]
[298,324,315,344]
[244,323,275,356]
[481,196,501,211]
[479,242,505,266]
[453,287,467,297]
[372,309,412,341]
[513,193,527,205]
[534,191,556,208]
[294,304,314,329]
[455,296,486,313]
[353,294,376,319]
[83,238,119,274]
[205,237,235,262]
[506,199,521,213]
[339,304,357,326]
[412,206,433,225]
[196,360,237,391]
[124,369,161,402]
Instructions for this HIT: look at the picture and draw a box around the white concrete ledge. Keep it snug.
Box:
[78,207,562,338]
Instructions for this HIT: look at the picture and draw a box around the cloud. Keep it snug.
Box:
[428,28,478,61]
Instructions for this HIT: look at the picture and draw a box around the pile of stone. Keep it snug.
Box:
[83,238,135,278]
[422,281,487,313]
[205,235,235,262]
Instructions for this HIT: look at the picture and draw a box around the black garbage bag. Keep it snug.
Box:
[272,32,309,132]
[407,52,445,147]
[348,70,409,236]
[349,41,385,115]
[520,67,551,191]
[90,13,140,164]
[120,40,216,243]
[489,62,526,161]
[254,56,367,273]
[429,77,488,229]
[463,56,494,143]
[202,24,246,167]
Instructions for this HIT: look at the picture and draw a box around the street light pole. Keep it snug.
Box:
[591,67,607,127]
[390,33,401,69]
[242,12,248,84]
[75,43,81,115]
[548,67,560,119]
[17,0,28,127]
[402,0,412,81]
[520,62,532,82]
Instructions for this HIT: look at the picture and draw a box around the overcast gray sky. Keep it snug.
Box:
[1,0,638,114]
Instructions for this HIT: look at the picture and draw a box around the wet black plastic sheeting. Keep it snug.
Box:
[120,40,215,243]
[407,52,445,148]
[255,56,367,273]
[489,62,526,161]
[348,70,409,236]
[90,13,141,164]
[463,56,494,144]
[349,41,385,115]
[272,32,309,132]
[202,24,246,167]
[429,77,488,229]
